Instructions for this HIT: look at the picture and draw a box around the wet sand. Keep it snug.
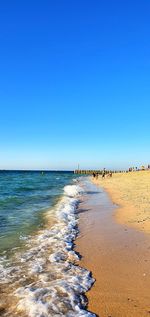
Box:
[76,180,150,317]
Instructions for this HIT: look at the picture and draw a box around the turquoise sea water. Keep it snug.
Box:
[0,171,95,317]
[0,171,75,254]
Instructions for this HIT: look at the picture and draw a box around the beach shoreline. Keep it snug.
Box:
[76,178,150,316]
[0,174,95,317]
[93,171,150,234]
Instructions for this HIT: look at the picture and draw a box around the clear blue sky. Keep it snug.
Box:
[0,1,150,170]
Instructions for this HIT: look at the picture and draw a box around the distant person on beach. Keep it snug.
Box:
[95,173,98,179]
[102,169,105,179]
[93,172,96,178]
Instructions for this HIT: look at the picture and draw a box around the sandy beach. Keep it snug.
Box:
[76,178,150,316]
[94,170,150,234]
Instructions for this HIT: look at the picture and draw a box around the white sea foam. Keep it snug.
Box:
[64,184,83,197]
[0,181,95,316]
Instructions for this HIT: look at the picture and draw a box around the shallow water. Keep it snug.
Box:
[0,171,75,253]
[0,171,95,316]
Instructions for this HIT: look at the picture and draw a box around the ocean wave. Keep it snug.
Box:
[0,182,95,316]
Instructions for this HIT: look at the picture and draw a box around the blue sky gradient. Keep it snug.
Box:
[0,1,150,170]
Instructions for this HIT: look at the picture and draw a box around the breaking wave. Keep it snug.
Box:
[0,183,95,316]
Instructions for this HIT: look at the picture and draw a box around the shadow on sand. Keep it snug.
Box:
[77,208,90,214]
[84,191,101,195]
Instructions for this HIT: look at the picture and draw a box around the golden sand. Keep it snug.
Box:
[76,177,150,316]
[94,170,150,234]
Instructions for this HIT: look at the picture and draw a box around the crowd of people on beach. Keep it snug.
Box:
[128,165,150,172]
[92,164,150,179]
[93,169,112,179]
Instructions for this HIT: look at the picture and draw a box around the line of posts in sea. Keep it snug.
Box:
[74,170,126,175]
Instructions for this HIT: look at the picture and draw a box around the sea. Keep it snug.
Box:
[0,171,95,317]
